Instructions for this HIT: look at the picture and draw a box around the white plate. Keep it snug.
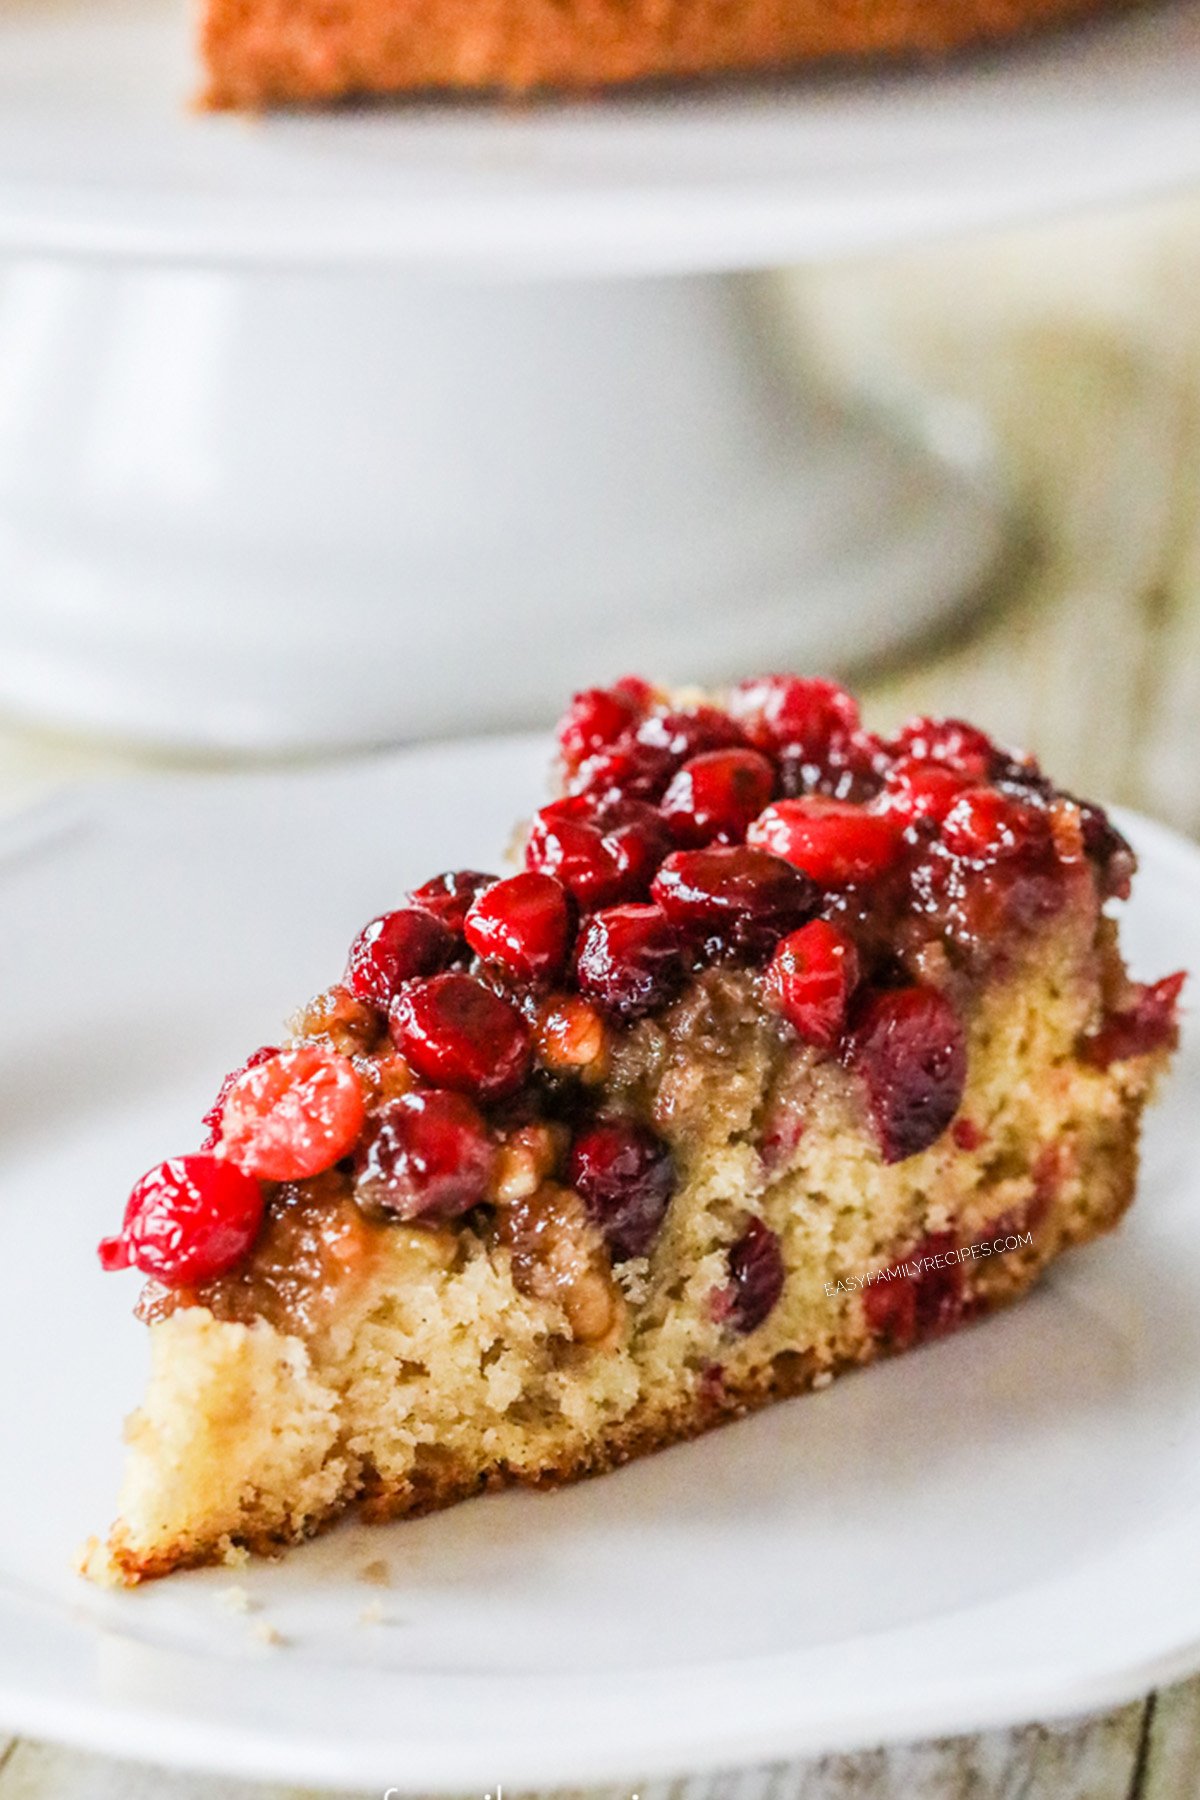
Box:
[1,0,1199,271]
[0,737,1198,1792]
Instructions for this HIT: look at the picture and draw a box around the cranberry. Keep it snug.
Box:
[748,798,902,886]
[345,907,455,1008]
[652,847,816,955]
[219,1044,366,1180]
[765,919,860,1049]
[940,787,1051,863]
[661,748,776,846]
[1075,800,1136,901]
[355,1089,496,1220]
[98,1154,264,1285]
[556,685,640,770]
[568,736,676,804]
[1082,971,1185,1068]
[845,987,968,1163]
[634,706,747,762]
[409,870,498,933]
[891,717,997,779]
[574,903,684,1019]
[525,795,669,909]
[778,728,887,805]
[877,758,969,828]
[464,872,572,984]
[862,1231,966,1349]
[610,674,658,712]
[200,1044,280,1150]
[569,1117,676,1260]
[389,973,531,1100]
[730,674,859,755]
[721,1217,785,1333]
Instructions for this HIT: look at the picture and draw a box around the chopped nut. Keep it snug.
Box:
[490,1122,568,1203]
[289,984,382,1056]
[494,1182,624,1347]
[535,995,609,1083]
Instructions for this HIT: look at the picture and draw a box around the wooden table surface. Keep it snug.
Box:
[3,191,1200,1799]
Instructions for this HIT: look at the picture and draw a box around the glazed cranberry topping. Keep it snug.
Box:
[778,728,886,805]
[651,847,817,955]
[877,758,968,828]
[99,1154,264,1285]
[634,705,747,762]
[389,973,532,1100]
[345,907,456,1008]
[220,1044,366,1181]
[730,674,859,756]
[525,795,670,910]
[200,1044,280,1151]
[568,737,676,804]
[569,1118,676,1261]
[722,1217,786,1333]
[1082,970,1186,1068]
[891,717,997,779]
[557,685,641,770]
[354,1089,496,1220]
[464,872,572,985]
[845,987,968,1163]
[409,870,498,933]
[940,787,1051,864]
[861,1231,967,1349]
[765,919,860,1049]
[574,903,684,1020]
[748,798,902,887]
[661,748,776,847]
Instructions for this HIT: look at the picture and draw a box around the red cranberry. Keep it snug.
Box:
[354,1089,496,1220]
[98,1155,264,1285]
[568,736,676,804]
[877,758,969,828]
[525,795,669,909]
[220,1044,366,1180]
[720,1217,785,1333]
[891,717,997,779]
[345,907,455,1008]
[200,1044,279,1150]
[661,748,776,846]
[610,674,658,712]
[748,798,902,886]
[1075,800,1136,901]
[574,903,684,1019]
[569,1118,676,1260]
[634,705,748,762]
[862,1231,966,1349]
[765,919,860,1049]
[845,987,967,1163]
[389,973,531,1100]
[464,872,572,984]
[730,675,859,755]
[778,728,887,804]
[409,870,498,933]
[940,787,1051,863]
[557,685,641,770]
[651,847,816,955]
[1082,971,1186,1068]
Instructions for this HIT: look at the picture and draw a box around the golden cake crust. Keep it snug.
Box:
[199,0,1130,107]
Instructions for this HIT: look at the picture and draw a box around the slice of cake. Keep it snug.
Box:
[85,674,1182,1585]
[199,0,1127,107]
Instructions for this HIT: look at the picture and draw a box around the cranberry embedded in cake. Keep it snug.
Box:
[87,673,1184,1586]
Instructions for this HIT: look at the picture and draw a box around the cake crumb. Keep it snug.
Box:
[359,1558,391,1588]
[811,1370,833,1391]
[250,1619,286,1647]
[359,1600,386,1626]
[219,1538,251,1570]
[215,1585,257,1614]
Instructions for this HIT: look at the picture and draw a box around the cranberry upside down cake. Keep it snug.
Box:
[85,675,1182,1584]
[200,0,1127,107]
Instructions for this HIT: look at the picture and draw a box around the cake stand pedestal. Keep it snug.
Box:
[0,0,1198,750]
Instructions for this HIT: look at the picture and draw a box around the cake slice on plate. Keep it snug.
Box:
[199,0,1127,107]
[85,675,1182,1584]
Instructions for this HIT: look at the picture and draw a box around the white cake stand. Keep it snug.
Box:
[1,0,1199,750]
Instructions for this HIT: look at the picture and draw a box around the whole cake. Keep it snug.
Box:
[85,675,1181,1584]
[200,0,1126,106]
